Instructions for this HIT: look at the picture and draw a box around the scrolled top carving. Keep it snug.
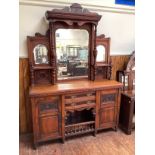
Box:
[46,3,101,22]
[35,31,49,37]
[35,33,45,37]
[52,3,91,14]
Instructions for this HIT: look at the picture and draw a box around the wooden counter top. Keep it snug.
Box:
[29,80,123,97]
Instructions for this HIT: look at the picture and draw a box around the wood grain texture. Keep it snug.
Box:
[111,55,130,80]
[20,129,135,155]
[29,80,122,97]
[19,58,32,134]
[19,55,130,134]
[19,59,27,133]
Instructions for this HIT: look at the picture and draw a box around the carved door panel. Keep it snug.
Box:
[35,96,61,141]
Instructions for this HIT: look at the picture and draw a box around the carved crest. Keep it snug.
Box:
[46,3,101,22]
[50,3,98,15]
[52,3,92,14]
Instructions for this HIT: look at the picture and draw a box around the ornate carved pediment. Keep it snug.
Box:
[46,3,101,23]
[52,3,91,14]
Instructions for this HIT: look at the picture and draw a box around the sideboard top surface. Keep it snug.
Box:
[29,80,123,97]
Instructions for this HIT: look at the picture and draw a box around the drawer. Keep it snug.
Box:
[64,92,96,108]
[65,92,95,100]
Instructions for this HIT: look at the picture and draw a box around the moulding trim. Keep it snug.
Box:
[19,0,135,14]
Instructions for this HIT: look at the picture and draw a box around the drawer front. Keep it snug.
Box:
[64,91,96,110]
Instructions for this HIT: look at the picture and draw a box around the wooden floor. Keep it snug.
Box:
[20,129,135,155]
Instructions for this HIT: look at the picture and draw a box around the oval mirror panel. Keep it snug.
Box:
[33,44,49,64]
[96,45,105,62]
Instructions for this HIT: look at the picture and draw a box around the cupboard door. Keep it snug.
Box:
[99,106,116,128]
[35,96,61,141]
[39,114,60,139]
[99,89,118,129]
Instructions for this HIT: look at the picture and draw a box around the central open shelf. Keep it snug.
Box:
[65,108,95,137]
[65,109,95,125]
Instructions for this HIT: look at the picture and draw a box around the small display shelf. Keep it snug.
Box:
[65,108,95,137]
[32,66,54,70]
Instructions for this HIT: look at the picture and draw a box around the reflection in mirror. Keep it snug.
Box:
[56,29,89,80]
[96,45,105,62]
[33,44,49,64]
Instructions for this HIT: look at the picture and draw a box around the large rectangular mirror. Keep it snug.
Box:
[56,29,89,80]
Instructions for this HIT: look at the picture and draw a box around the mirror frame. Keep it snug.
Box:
[27,3,103,86]
[46,3,101,83]
[27,33,50,67]
[27,33,53,85]
[96,34,110,65]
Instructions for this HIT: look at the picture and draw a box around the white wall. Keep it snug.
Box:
[19,1,135,57]
[97,11,135,55]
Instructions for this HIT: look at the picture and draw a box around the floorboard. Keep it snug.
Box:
[20,129,135,155]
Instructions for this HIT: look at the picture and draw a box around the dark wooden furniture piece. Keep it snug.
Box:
[119,90,135,134]
[27,3,123,148]
[117,51,135,134]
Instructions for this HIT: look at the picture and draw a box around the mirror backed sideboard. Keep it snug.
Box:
[27,3,123,149]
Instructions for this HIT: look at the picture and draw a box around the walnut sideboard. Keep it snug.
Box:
[29,80,122,148]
